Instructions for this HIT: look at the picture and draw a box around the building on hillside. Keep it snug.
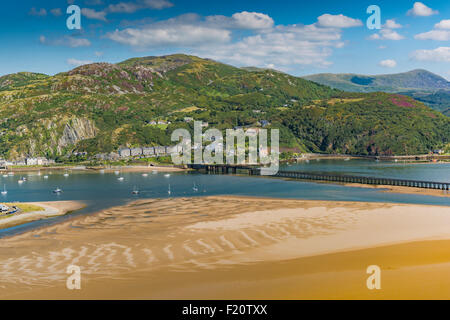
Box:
[25,158,38,166]
[142,147,155,156]
[119,148,131,158]
[154,146,167,155]
[130,148,143,157]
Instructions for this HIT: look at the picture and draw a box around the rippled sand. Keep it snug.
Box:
[0,196,449,299]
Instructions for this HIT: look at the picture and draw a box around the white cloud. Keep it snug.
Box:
[435,19,450,29]
[50,8,62,16]
[40,35,91,48]
[407,2,438,16]
[378,59,397,68]
[206,11,274,30]
[416,19,450,41]
[411,47,450,62]
[107,13,347,69]
[29,8,47,16]
[231,11,274,29]
[81,8,107,21]
[316,14,363,28]
[370,29,404,40]
[415,30,450,41]
[384,19,402,29]
[107,15,231,47]
[67,59,94,67]
[195,24,344,68]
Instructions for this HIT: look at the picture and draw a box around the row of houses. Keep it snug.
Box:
[0,157,55,167]
[94,145,183,161]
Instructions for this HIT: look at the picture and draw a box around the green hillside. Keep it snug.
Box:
[0,54,448,160]
[303,69,450,116]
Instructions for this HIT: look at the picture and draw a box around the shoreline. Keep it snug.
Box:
[343,182,450,197]
[0,164,187,173]
[0,201,85,230]
[1,196,450,299]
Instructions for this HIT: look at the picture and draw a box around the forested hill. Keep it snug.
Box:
[303,69,450,116]
[0,54,448,160]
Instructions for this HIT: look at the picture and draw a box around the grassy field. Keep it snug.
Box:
[0,203,44,219]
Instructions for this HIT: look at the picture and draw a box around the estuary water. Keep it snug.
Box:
[0,159,448,237]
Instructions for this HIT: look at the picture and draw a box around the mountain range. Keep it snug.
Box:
[0,54,448,160]
[303,69,450,116]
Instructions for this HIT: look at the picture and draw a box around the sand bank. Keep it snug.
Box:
[343,182,449,197]
[0,201,85,230]
[0,196,449,299]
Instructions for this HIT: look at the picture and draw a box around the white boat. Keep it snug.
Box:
[132,186,140,195]
[99,169,105,174]
[142,173,148,177]
[18,179,24,184]
[2,174,8,178]
[53,187,62,194]
[152,170,158,174]
[1,184,7,195]
[8,172,14,176]
[114,170,120,175]
[164,174,170,178]
[118,177,124,181]
[344,157,350,161]
[193,182,198,192]
[63,172,69,177]
[168,184,171,195]
[43,175,49,179]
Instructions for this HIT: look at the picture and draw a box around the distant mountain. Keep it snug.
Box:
[0,54,448,159]
[303,69,450,116]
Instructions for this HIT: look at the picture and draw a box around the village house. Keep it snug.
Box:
[119,148,131,158]
[142,147,155,156]
[130,148,143,157]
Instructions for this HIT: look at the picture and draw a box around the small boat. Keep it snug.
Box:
[118,176,124,181]
[43,175,49,179]
[344,157,350,161]
[164,174,170,178]
[114,170,120,175]
[37,171,41,176]
[152,170,158,174]
[142,173,148,177]
[18,179,24,184]
[2,174,8,178]
[168,184,171,195]
[1,184,7,195]
[8,172,14,176]
[132,186,140,195]
[193,182,198,192]
[63,172,69,177]
[99,169,105,174]
[53,187,62,194]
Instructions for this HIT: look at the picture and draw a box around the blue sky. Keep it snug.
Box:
[1,0,449,78]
